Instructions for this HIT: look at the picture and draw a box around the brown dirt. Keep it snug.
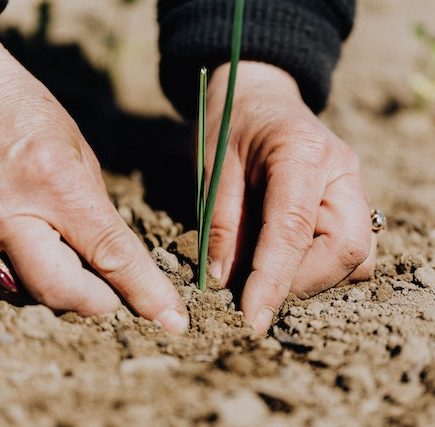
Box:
[1,0,435,426]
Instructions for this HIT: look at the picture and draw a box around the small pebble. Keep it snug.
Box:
[399,253,425,272]
[306,302,326,317]
[152,247,179,273]
[159,216,173,230]
[258,337,282,353]
[344,288,366,302]
[218,289,233,306]
[169,225,179,238]
[217,391,268,427]
[328,328,344,341]
[179,264,194,282]
[15,306,59,339]
[414,266,435,289]
[328,318,346,329]
[289,306,305,318]
[347,313,360,323]
[391,280,417,291]
[400,336,431,371]
[389,384,424,405]
[144,233,160,249]
[120,356,180,375]
[309,320,325,330]
[170,231,198,261]
[182,285,195,300]
[386,334,402,349]
[115,308,130,323]
[345,302,358,313]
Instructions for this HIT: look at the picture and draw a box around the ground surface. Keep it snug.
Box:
[0,1,434,426]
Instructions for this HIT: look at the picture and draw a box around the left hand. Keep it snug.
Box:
[205,61,376,335]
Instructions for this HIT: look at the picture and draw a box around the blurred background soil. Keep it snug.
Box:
[0,1,434,426]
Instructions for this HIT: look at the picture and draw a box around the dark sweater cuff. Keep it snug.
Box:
[0,0,8,14]
[158,0,355,120]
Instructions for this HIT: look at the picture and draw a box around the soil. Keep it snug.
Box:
[0,0,435,426]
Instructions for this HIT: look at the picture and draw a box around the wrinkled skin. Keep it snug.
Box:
[206,62,376,334]
[0,44,188,334]
[0,43,374,336]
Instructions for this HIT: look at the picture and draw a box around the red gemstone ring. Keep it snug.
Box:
[0,256,17,294]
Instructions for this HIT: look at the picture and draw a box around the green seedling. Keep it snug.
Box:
[196,0,245,291]
[197,67,207,262]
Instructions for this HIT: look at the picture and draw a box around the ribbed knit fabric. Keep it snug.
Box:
[0,0,8,14]
[158,0,355,120]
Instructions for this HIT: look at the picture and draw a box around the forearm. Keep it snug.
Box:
[0,44,74,154]
[158,0,355,119]
[0,44,46,115]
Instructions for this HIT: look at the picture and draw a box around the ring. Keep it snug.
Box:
[371,208,387,233]
[0,255,17,294]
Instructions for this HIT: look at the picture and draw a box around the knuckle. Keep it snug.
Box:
[275,209,314,255]
[337,238,370,271]
[291,126,331,157]
[266,134,329,172]
[90,224,138,277]
[210,219,237,245]
[31,145,64,180]
[11,136,81,188]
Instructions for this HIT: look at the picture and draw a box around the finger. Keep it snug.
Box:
[2,217,120,314]
[241,155,325,335]
[291,176,372,298]
[208,150,245,285]
[58,192,189,334]
[339,232,377,287]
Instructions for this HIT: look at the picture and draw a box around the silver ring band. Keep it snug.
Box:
[371,208,387,233]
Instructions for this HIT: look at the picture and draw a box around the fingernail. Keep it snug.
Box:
[252,308,274,336]
[154,309,189,335]
[210,260,222,281]
[0,266,17,293]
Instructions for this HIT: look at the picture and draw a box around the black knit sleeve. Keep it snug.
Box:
[0,0,8,14]
[158,0,355,120]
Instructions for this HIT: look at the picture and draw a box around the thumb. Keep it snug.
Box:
[58,190,189,334]
[207,151,245,286]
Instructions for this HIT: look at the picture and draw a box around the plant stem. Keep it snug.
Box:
[197,67,207,257]
[198,0,245,291]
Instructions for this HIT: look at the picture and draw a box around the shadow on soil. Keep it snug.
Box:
[0,4,195,229]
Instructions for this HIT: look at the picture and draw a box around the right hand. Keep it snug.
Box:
[0,44,189,334]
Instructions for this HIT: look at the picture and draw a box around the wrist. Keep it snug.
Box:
[208,61,310,165]
[210,61,302,104]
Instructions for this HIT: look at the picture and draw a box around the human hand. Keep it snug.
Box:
[0,45,188,333]
[206,61,376,335]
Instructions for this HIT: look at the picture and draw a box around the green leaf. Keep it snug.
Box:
[197,67,207,256]
[198,0,245,291]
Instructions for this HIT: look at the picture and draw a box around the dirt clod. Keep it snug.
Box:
[414,266,435,289]
[1,1,435,426]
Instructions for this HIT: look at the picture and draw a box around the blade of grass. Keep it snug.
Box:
[198,0,245,291]
[197,67,207,253]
